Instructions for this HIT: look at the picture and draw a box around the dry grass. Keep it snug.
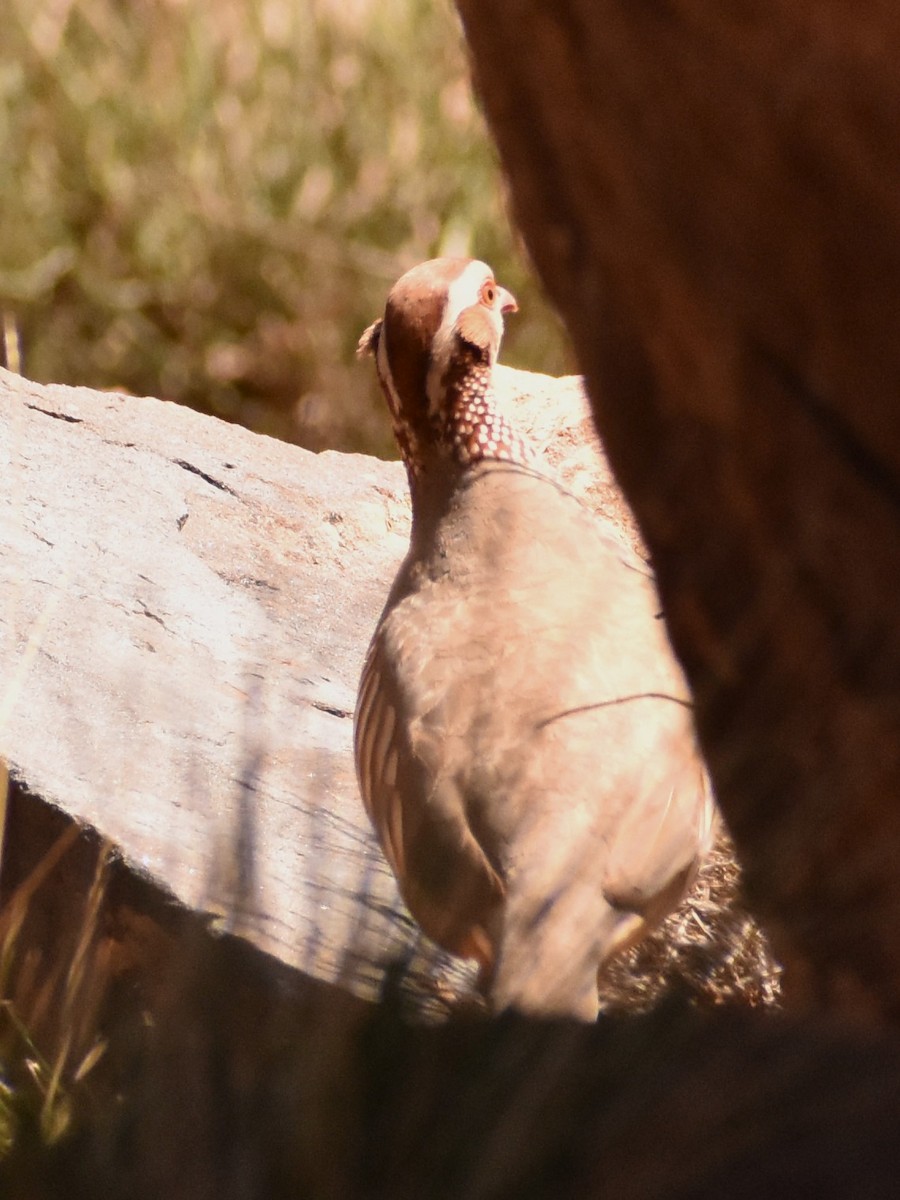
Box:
[0,0,571,453]
[599,830,782,1014]
[0,756,780,1178]
[0,767,788,1200]
[0,793,111,1158]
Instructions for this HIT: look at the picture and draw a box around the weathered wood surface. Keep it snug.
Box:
[459,0,900,1022]
[0,363,621,999]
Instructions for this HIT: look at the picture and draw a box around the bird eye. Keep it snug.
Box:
[479,279,497,306]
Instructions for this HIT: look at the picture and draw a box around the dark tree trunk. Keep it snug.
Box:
[458,0,900,1022]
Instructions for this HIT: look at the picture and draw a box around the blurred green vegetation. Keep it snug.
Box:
[0,0,572,455]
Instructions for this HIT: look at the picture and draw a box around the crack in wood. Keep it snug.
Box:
[25,403,83,424]
[172,457,238,497]
[310,699,353,720]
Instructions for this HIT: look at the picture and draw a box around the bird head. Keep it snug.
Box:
[359,258,517,472]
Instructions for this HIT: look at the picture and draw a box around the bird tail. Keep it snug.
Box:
[489,884,629,1020]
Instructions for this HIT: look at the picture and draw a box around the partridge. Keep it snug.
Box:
[355,258,715,1019]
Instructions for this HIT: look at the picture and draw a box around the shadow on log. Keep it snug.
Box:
[6,911,900,1198]
[0,794,893,1198]
[0,791,894,1198]
[458,0,900,1023]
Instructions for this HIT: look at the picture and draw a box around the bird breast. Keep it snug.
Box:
[377,464,696,862]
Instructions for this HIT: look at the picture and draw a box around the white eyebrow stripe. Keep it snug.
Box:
[425,259,492,416]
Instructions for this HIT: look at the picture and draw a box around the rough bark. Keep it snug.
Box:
[458,0,900,1022]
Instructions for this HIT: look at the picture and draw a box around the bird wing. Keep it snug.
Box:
[354,631,504,965]
[602,751,717,923]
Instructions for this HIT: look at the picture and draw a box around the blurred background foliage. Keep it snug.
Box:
[0,0,572,455]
